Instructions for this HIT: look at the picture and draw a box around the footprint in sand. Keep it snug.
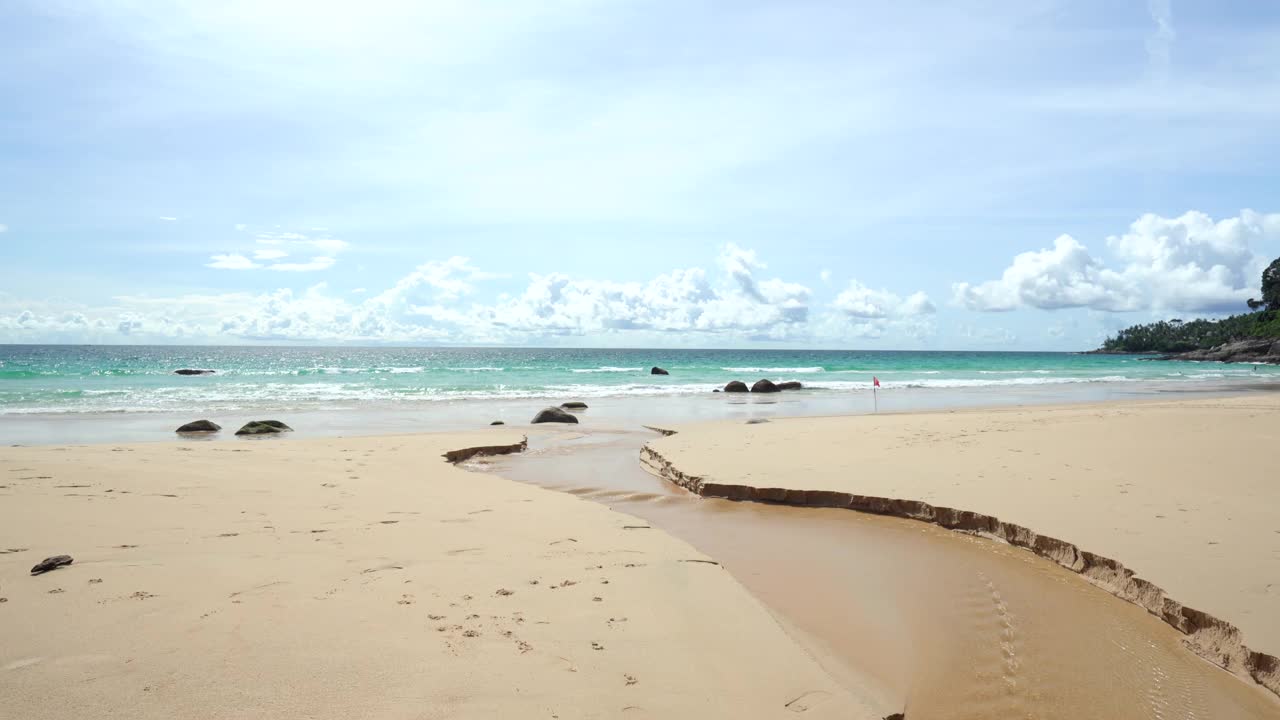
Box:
[783,690,832,713]
[4,657,43,671]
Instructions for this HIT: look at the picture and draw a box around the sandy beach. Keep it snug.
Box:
[644,394,1280,696]
[0,429,873,719]
[4,394,1280,718]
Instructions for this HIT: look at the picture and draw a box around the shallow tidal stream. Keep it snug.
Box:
[474,426,1280,720]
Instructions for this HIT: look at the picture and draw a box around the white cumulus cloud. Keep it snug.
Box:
[267,256,337,272]
[3,245,940,346]
[206,253,260,270]
[953,210,1278,314]
[834,282,936,319]
[204,230,350,272]
[828,281,936,341]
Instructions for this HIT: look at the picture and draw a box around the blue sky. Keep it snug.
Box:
[2,0,1279,348]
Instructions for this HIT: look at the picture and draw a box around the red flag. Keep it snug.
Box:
[873,376,880,388]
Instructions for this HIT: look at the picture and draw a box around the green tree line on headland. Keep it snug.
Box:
[1098,257,1280,353]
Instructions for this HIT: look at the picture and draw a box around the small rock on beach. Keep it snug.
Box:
[235,420,293,436]
[751,379,780,393]
[30,555,74,575]
[532,407,579,424]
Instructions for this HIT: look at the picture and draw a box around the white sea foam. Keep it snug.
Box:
[6,370,1279,415]
[571,367,644,373]
[977,370,1054,374]
[722,366,825,373]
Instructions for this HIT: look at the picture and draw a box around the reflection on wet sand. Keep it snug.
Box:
[478,428,1280,720]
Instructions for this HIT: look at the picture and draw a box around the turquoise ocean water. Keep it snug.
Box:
[1,345,1277,416]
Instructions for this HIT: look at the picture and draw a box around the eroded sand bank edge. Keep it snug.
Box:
[442,436,529,464]
[639,440,1280,698]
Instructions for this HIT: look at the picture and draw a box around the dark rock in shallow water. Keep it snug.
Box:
[235,420,293,436]
[176,420,221,433]
[713,389,721,393]
[30,555,73,575]
[775,381,803,390]
[723,381,749,393]
[174,368,215,375]
[751,379,780,393]
[532,407,579,424]
[560,401,589,409]
[745,418,770,424]
[490,421,505,426]
[650,366,669,375]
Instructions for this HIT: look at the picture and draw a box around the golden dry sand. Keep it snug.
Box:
[644,394,1280,694]
[0,430,874,719]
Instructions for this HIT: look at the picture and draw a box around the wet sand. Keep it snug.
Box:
[0,430,874,719]
[643,394,1280,694]
[2,376,1269,446]
[483,427,1280,718]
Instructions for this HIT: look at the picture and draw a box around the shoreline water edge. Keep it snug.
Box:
[3,345,1279,445]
